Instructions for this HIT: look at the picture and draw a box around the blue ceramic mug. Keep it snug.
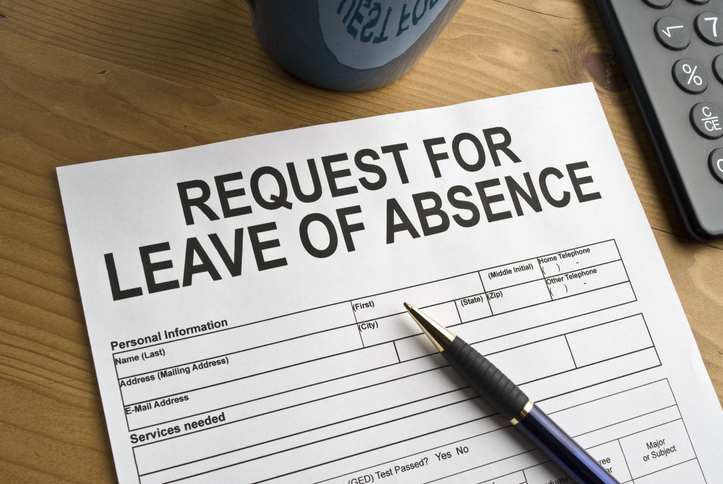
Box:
[245,0,466,91]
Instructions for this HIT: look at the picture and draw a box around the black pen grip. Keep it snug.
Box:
[442,336,529,421]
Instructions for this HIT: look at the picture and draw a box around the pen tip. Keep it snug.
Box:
[402,302,455,352]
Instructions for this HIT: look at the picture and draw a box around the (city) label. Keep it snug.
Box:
[318,0,450,69]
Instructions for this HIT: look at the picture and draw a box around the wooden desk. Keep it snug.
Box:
[1,1,721,481]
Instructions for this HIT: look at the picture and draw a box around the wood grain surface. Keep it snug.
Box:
[1,1,721,482]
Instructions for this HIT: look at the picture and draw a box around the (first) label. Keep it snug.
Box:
[319,0,450,69]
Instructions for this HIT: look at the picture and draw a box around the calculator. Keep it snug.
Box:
[594,0,723,240]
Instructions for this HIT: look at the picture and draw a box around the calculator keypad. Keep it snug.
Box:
[595,0,723,238]
[653,4,723,177]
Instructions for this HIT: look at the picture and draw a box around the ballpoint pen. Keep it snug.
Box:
[404,303,620,484]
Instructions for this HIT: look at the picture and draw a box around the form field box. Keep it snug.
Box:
[633,459,705,484]
[567,314,652,367]
[487,280,552,314]
[359,301,460,347]
[114,302,355,378]
[481,258,543,291]
[620,419,696,479]
[539,240,621,277]
[462,283,636,349]
[456,293,493,322]
[134,366,470,476]
[551,379,676,438]
[350,273,482,321]
[587,439,631,483]
[485,336,576,385]
[126,342,400,430]
[548,260,629,300]
[122,325,362,404]
[137,396,504,483]
[522,347,661,402]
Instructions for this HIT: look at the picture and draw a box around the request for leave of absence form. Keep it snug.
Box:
[57,84,722,484]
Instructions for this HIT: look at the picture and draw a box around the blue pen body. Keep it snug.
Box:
[439,333,620,484]
[515,404,618,484]
[404,304,620,484]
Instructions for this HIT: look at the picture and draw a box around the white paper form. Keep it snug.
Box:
[57,83,723,484]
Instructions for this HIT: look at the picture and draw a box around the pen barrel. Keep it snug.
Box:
[442,337,620,484]
[441,336,529,421]
[515,405,620,484]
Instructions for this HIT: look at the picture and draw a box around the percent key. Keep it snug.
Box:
[673,59,708,94]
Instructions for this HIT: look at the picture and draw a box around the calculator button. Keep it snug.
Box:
[695,13,723,46]
[655,17,690,50]
[644,0,672,8]
[673,59,708,93]
[710,149,723,183]
[691,103,723,139]
[713,54,723,83]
